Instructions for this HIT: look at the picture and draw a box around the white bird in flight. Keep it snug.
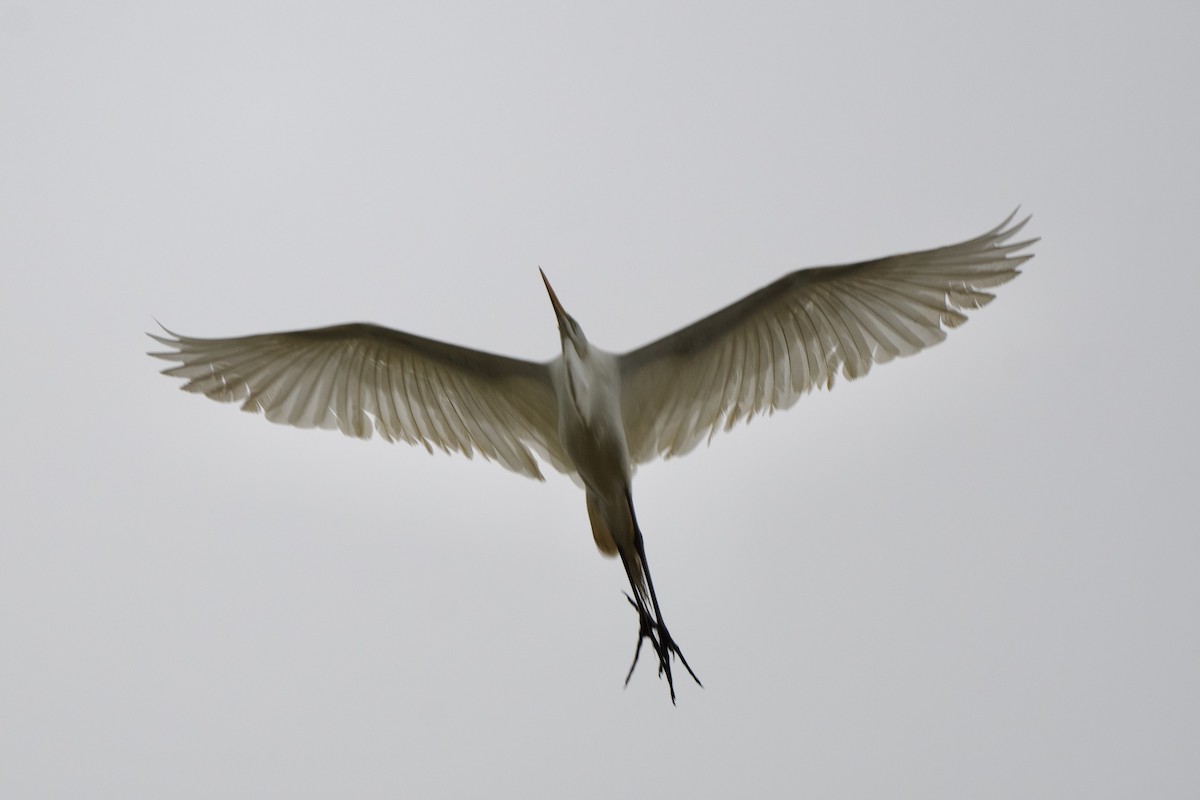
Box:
[151,211,1036,702]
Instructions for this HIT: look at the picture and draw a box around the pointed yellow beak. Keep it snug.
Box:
[540,268,569,328]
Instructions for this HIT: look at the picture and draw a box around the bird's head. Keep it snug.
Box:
[540,269,589,358]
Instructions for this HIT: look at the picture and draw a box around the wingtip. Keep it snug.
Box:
[997,206,1030,233]
[146,320,184,359]
[989,207,1037,251]
[146,320,178,342]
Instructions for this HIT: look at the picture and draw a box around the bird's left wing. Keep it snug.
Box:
[618,212,1036,465]
[150,323,571,480]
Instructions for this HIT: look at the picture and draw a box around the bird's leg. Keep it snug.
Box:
[620,561,672,692]
[633,530,702,698]
[620,567,693,703]
[618,491,701,703]
[619,545,676,695]
[623,592,652,684]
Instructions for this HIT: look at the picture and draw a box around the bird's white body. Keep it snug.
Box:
[151,211,1037,701]
[553,346,628,489]
[551,346,630,554]
[541,279,651,596]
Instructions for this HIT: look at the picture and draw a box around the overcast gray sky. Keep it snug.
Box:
[3,1,1198,797]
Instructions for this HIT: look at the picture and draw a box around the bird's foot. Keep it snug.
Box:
[622,593,702,703]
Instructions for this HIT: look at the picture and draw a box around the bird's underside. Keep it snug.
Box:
[149,210,1036,703]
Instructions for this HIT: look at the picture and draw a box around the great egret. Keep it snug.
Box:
[150,210,1036,702]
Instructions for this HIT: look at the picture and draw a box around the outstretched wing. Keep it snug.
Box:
[619,211,1037,464]
[150,322,571,480]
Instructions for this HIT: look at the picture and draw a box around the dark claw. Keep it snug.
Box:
[621,591,701,703]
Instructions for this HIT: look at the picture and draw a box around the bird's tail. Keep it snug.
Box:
[585,490,619,557]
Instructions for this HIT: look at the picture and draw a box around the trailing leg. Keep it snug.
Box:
[619,490,701,702]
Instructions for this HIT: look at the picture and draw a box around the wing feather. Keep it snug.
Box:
[619,211,1036,464]
[150,322,571,480]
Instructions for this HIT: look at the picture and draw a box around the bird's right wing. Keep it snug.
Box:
[618,211,1036,465]
[150,323,571,480]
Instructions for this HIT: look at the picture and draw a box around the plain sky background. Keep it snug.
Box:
[3,1,1198,797]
